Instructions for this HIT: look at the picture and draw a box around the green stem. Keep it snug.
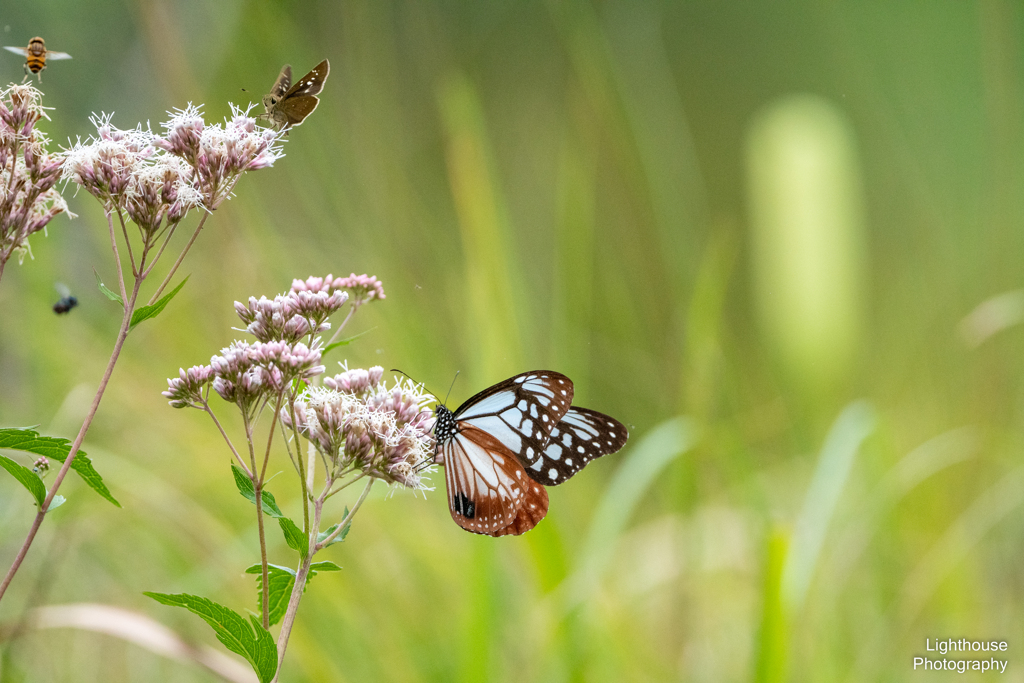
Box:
[244,414,271,631]
[272,478,375,680]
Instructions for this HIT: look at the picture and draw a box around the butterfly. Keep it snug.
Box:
[261,59,330,130]
[433,370,628,537]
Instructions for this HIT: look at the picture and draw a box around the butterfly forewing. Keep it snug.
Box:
[455,370,574,458]
[271,65,291,98]
[284,59,329,98]
[524,407,628,485]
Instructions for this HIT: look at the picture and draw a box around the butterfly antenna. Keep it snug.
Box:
[390,369,440,402]
[443,371,459,407]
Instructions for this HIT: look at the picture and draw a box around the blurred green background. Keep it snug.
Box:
[1,0,1023,681]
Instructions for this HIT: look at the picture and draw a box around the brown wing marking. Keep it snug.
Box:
[488,477,549,537]
[443,426,532,536]
[278,95,320,127]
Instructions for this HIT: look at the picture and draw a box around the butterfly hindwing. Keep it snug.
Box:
[277,95,321,127]
[442,426,530,535]
[523,407,628,485]
[490,476,548,537]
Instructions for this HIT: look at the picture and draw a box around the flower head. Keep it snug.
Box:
[162,364,214,408]
[234,288,347,344]
[1,84,71,269]
[290,273,385,309]
[62,114,199,234]
[331,273,385,308]
[209,339,324,409]
[158,103,284,207]
[283,368,435,489]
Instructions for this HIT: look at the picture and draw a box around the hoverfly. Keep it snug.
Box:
[52,283,78,315]
[3,37,72,82]
[261,59,330,130]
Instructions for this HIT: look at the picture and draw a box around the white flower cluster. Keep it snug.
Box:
[61,103,285,234]
[284,369,436,490]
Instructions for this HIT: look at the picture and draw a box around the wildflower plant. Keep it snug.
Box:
[0,83,72,282]
[150,274,432,682]
[0,97,285,605]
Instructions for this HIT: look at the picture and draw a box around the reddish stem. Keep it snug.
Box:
[0,277,143,605]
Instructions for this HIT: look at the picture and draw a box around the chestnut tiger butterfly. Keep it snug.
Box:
[433,370,628,536]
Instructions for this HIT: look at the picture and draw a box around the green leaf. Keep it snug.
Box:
[231,464,283,518]
[0,428,120,507]
[94,269,123,306]
[309,560,342,572]
[144,591,277,683]
[245,561,342,626]
[321,328,375,357]
[316,507,351,548]
[244,564,295,626]
[48,495,66,511]
[277,517,308,557]
[130,275,189,331]
[0,453,45,507]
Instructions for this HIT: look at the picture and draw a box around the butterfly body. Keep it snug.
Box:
[4,37,71,81]
[262,59,329,130]
[435,371,627,537]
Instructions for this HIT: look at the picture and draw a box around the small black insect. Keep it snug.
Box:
[53,283,78,315]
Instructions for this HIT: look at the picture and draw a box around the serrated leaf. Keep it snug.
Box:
[277,517,308,557]
[244,563,295,626]
[0,453,46,506]
[130,275,188,331]
[245,561,342,626]
[316,508,351,548]
[144,592,277,683]
[94,269,123,306]
[0,428,119,507]
[231,464,283,518]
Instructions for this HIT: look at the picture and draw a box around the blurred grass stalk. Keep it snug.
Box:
[756,402,874,682]
[438,73,524,382]
[746,95,867,400]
